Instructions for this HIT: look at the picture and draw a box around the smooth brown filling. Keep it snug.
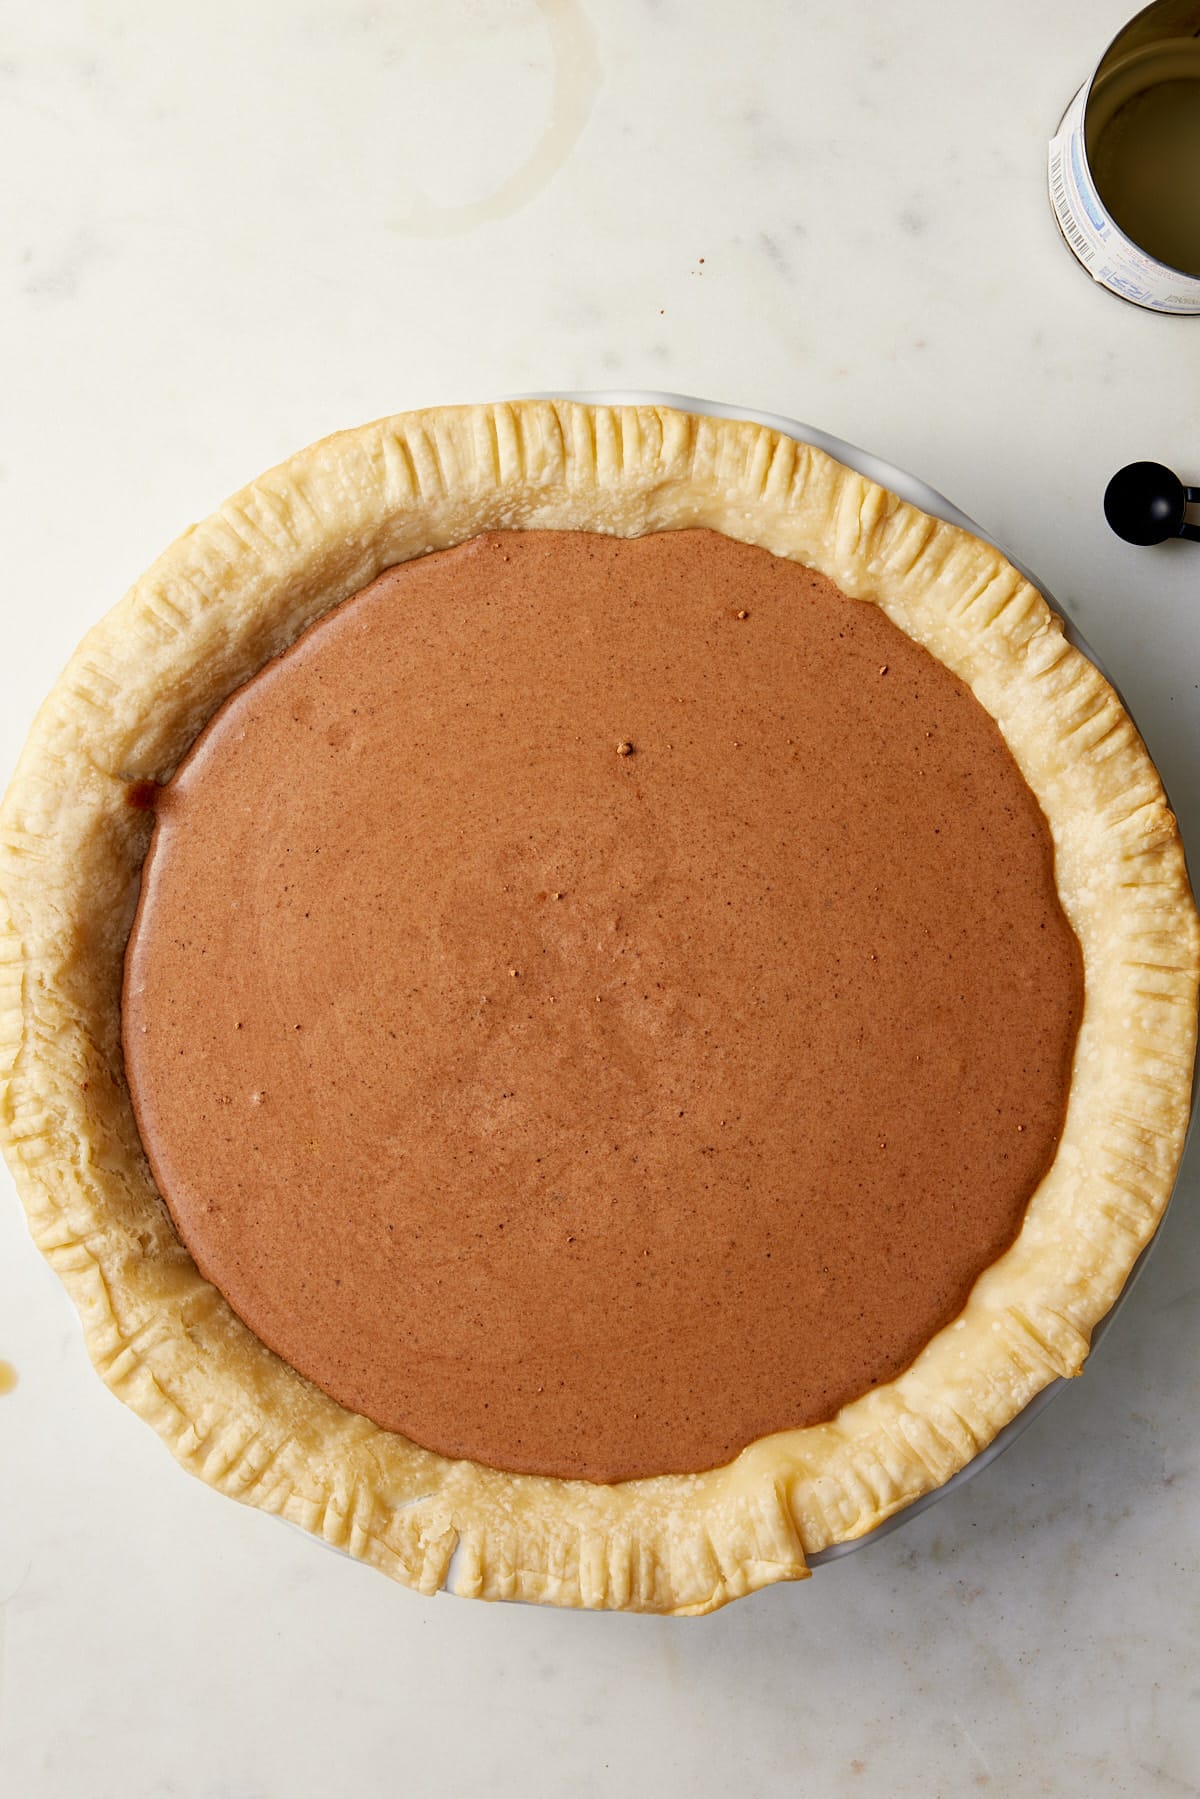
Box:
[122,529,1083,1483]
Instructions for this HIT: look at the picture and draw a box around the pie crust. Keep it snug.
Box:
[1,401,1196,1614]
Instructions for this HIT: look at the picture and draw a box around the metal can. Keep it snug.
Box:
[1048,0,1200,313]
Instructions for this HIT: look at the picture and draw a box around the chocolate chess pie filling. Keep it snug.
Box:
[122,526,1084,1483]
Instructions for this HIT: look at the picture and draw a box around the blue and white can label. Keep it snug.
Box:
[1048,79,1200,314]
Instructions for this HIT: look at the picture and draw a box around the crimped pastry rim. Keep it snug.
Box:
[1,400,1196,1614]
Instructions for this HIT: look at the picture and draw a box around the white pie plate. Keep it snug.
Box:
[513,389,1199,1570]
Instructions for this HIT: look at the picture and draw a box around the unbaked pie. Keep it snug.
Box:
[1,402,1195,1612]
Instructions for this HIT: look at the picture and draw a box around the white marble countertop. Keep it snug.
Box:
[2,3,1198,1794]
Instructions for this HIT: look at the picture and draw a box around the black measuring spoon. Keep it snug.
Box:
[1104,461,1200,545]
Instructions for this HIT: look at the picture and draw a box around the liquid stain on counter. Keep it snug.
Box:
[392,0,600,237]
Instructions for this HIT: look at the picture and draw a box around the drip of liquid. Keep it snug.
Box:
[393,0,600,238]
[1088,39,1200,275]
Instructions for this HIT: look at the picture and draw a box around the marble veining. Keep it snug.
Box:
[1,1,1197,1795]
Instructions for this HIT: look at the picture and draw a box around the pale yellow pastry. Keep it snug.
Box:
[0,401,1195,1614]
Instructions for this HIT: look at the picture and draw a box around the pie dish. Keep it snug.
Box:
[1,400,1196,1613]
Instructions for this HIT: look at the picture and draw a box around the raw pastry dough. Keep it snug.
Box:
[1,402,1195,1613]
